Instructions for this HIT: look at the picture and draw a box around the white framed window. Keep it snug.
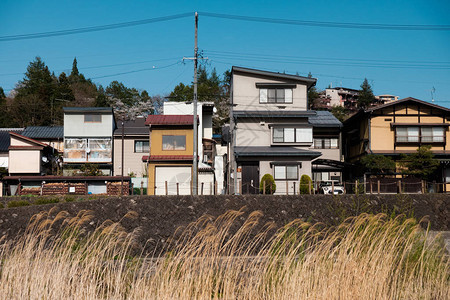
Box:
[272,127,312,143]
[162,135,186,150]
[313,138,339,149]
[274,165,298,180]
[259,88,293,104]
[396,126,445,143]
[84,114,102,123]
[432,127,444,142]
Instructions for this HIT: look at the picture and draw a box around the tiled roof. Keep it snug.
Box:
[145,115,196,126]
[234,146,322,158]
[63,107,113,113]
[0,129,23,152]
[22,126,64,139]
[114,118,148,135]
[142,155,194,161]
[308,110,342,127]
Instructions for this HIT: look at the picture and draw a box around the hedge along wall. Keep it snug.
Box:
[0,194,447,254]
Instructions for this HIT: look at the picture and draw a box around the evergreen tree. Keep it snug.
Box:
[307,72,319,110]
[358,78,375,109]
[70,57,79,78]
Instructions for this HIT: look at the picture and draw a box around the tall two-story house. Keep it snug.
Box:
[230,67,342,195]
[63,107,115,175]
[143,115,197,195]
[343,97,450,190]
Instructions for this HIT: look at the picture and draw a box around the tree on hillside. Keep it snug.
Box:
[358,78,375,109]
[169,65,230,133]
[399,145,439,181]
[330,105,348,122]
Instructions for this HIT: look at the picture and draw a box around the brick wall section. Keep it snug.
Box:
[0,194,448,253]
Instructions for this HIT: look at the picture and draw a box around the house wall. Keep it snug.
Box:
[9,150,41,174]
[64,113,114,137]
[10,136,33,146]
[232,72,308,111]
[0,153,8,168]
[150,129,194,156]
[147,162,193,195]
[113,137,148,177]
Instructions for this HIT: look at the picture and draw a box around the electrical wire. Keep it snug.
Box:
[0,13,192,42]
[199,12,450,31]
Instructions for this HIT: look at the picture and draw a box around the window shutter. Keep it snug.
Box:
[296,128,313,143]
[260,89,268,103]
[284,89,293,103]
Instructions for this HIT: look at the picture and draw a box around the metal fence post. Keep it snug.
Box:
[165,181,168,195]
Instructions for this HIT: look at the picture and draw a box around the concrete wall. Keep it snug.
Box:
[64,113,114,137]
[232,73,308,111]
[9,150,41,174]
[113,137,148,177]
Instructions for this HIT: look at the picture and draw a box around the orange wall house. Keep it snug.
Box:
[143,115,196,195]
[343,97,450,191]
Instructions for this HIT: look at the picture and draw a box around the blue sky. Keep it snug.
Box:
[0,0,449,106]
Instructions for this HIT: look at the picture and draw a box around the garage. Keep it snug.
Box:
[155,166,192,195]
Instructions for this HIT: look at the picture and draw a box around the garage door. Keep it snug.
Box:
[155,166,191,195]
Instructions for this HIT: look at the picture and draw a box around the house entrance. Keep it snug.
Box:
[241,162,259,194]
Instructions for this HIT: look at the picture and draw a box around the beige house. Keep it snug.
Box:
[230,67,342,195]
[8,132,55,175]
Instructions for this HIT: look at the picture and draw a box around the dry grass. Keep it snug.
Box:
[0,208,448,299]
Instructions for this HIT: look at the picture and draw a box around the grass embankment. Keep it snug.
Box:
[0,209,447,299]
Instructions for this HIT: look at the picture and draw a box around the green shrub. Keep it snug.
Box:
[133,188,147,195]
[7,200,31,208]
[64,196,76,202]
[259,174,276,194]
[34,198,59,205]
[0,203,4,209]
[300,175,313,194]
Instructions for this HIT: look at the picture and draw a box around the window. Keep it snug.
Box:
[64,138,112,162]
[260,88,293,103]
[313,138,339,149]
[272,127,312,143]
[274,165,298,180]
[396,126,445,143]
[134,140,149,153]
[162,135,186,150]
[84,114,102,123]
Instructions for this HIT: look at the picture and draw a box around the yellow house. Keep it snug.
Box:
[343,97,450,190]
[143,115,196,195]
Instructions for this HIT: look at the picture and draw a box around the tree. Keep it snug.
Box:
[360,154,396,174]
[70,57,79,78]
[307,72,319,109]
[330,105,348,122]
[300,174,313,194]
[260,174,276,194]
[399,145,439,181]
[168,65,230,133]
[358,78,375,109]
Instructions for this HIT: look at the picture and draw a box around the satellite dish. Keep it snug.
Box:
[42,156,48,163]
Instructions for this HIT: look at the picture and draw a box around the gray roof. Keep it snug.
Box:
[63,107,113,114]
[308,110,342,127]
[22,126,64,139]
[232,66,317,88]
[233,110,316,118]
[113,118,148,136]
[235,146,321,158]
[0,129,23,152]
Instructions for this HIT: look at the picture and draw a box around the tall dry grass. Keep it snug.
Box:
[0,208,447,299]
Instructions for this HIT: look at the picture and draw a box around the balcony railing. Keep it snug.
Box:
[395,135,445,143]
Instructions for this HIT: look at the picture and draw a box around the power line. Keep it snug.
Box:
[199,12,450,31]
[0,13,192,42]
[90,61,182,79]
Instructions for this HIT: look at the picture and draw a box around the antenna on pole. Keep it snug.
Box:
[431,86,435,103]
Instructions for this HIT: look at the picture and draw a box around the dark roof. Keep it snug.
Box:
[366,97,450,113]
[114,118,148,136]
[22,126,64,139]
[233,110,316,119]
[234,146,321,158]
[308,110,342,127]
[63,107,113,114]
[232,66,317,88]
[0,129,23,152]
[145,115,196,126]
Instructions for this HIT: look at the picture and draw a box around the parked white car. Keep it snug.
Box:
[318,181,345,195]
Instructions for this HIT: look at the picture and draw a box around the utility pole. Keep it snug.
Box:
[192,12,199,195]
[121,120,124,196]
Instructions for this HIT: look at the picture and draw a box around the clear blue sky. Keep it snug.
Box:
[0,0,449,106]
